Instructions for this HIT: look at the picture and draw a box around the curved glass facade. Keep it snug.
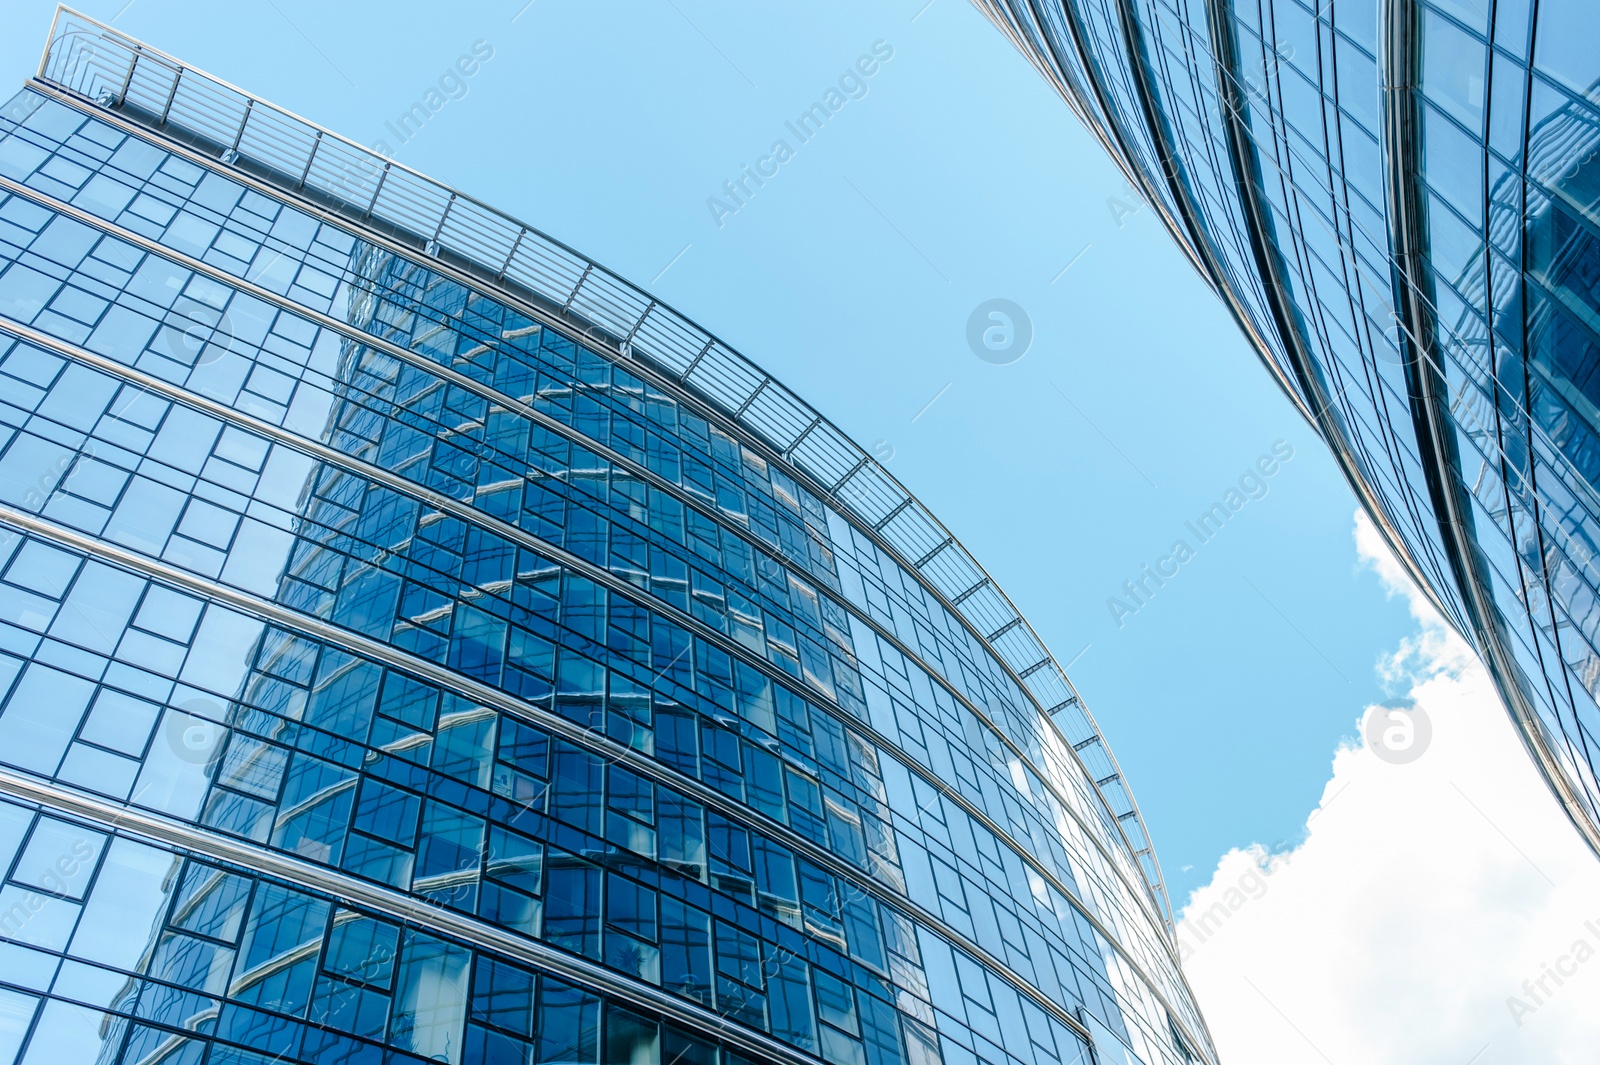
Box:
[0,10,1215,1065]
[972,0,1600,853]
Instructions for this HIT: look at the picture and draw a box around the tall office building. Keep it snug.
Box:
[0,10,1214,1065]
[972,0,1600,852]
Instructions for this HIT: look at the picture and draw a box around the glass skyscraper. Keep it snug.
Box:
[971,0,1600,853]
[0,10,1214,1065]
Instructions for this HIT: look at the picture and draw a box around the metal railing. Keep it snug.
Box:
[35,5,1172,929]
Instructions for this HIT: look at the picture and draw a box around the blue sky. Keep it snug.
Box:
[0,0,1418,902]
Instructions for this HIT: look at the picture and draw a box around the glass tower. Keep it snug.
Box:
[0,10,1214,1065]
[971,0,1600,853]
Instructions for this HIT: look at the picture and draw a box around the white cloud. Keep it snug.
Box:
[1176,510,1600,1065]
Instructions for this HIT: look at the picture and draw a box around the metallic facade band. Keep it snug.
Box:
[17,76,1173,926]
[0,309,1130,1044]
[0,763,831,1065]
[0,158,1174,949]
[0,493,1127,1052]
[0,311,1124,983]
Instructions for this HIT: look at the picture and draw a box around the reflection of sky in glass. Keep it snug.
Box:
[976,0,1600,859]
